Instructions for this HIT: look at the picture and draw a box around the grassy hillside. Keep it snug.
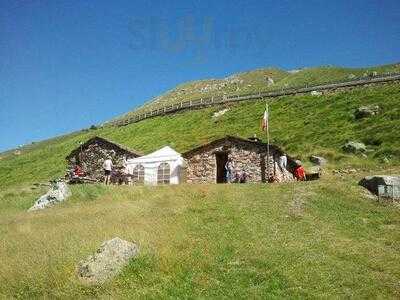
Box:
[1,82,399,189]
[1,175,400,298]
[115,63,400,121]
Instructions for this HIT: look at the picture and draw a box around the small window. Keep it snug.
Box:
[132,164,145,184]
[157,162,170,184]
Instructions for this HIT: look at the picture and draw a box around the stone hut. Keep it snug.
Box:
[183,136,295,183]
[66,136,142,181]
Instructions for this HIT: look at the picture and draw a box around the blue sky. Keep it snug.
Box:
[0,0,399,152]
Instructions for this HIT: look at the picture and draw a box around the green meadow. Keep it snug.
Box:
[1,175,400,298]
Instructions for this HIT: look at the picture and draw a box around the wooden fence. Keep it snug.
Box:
[112,72,400,127]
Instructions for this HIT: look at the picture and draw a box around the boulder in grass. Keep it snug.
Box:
[266,77,274,86]
[77,237,139,285]
[306,166,321,181]
[358,175,400,199]
[342,141,366,154]
[309,155,327,166]
[212,108,229,119]
[28,180,71,211]
[310,90,322,96]
[354,105,379,119]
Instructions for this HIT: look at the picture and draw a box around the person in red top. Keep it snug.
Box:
[74,165,84,177]
[294,162,306,181]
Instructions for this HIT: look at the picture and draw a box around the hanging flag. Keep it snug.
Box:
[261,104,269,131]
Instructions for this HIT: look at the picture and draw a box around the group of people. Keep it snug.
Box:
[224,158,248,183]
[278,153,306,181]
[224,154,306,184]
[68,156,131,185]
[102,156,133,185]
[71,152,306,185]
[67,164,85,183]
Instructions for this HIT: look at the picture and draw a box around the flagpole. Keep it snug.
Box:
[266,102,270,180]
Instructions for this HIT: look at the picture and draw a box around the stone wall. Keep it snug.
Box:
[67,139,138,182]
[184,139,293,184]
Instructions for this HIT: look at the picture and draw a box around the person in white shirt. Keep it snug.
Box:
[121,156,132,185]
[102,157,113,185]
[278,154,287,171]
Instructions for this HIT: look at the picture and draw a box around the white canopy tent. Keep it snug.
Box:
[126,146,186,185]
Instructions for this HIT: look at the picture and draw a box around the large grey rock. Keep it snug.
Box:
[354,105,379,119]
[28,180,71,211]
[310,90,322,96]
[306,166,321,181]
[212,108,229,119]
[359,175,400,199]
[309,155,327,166]
[266,77,274,86]
[342,141,366,153]
[77,237,139,285]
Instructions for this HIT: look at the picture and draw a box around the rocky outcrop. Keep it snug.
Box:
[77,237,139,285]
[28,180,71,211]
[309,155,327,166]
[306,166,322,181]
[342,141,366,153]
[266,77,274,86]
[359,175,400,199]
[354,105,380,119]
[310,91,322,96]
[212,108,230,119]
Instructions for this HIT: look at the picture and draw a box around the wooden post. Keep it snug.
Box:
[267,111,270,179]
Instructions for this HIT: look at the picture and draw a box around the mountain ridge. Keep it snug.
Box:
[113,63,400,123]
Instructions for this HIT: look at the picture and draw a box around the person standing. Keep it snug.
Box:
[121,156,132,185]
[278,153,287,171]
[225,158,235,183]
[102,157,113,185]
